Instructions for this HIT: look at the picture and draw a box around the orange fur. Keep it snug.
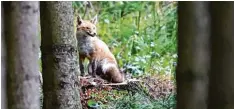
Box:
[76,15,124,83]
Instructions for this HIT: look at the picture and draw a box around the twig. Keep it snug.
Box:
[102,79,141,85]
[78,76,92,79]
[102,82,128,86]
[79,76,141,86]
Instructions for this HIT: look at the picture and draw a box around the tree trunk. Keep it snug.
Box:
[3,1,40,109]
[177,2,210,109]
[208,2,234,109]
[1,2,7,109]
[40,2,82,109]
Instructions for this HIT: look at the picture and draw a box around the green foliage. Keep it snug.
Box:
[111,92,176,109]
[156,93,176,109]
[73,1,177,78]
[88,89,176,109]
[73,1,177,108]
[87,99,100,108]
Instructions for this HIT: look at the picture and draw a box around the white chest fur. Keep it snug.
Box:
[77,36,95,56]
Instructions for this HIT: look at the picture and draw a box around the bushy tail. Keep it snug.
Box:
[105,65,125,83]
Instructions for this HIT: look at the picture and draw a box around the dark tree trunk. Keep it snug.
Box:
[40,2,82,109]
[177,2,210,109]
[208,2,234,109]
[1,2,7,109]
[3,1,40,109]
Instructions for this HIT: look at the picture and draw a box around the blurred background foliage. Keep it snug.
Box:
[73,1,177,78]
[73,1,177,108]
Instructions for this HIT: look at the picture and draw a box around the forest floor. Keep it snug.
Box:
[79,74,176,109]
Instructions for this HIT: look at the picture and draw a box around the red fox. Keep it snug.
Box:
[76,15,125,83]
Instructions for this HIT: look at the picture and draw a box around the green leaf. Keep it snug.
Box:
[87,99,100,108]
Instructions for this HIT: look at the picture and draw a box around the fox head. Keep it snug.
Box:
[77,15,98,37]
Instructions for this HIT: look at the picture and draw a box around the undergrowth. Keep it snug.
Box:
[39,1,178,109]
[73,1,178,109]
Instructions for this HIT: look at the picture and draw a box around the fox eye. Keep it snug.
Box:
[86,27,90,29]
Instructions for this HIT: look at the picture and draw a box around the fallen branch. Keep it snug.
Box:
[78,76,93,79]
[102,79,141,86]
[79,75,141,86]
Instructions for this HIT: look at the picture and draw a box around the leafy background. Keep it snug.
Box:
[73,1,177,109]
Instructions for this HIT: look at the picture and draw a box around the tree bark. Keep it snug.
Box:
[1,2,7,109]
[208,2,234,109]
[177,2,210,109]
[3,1,40,109]
[40,2,82,109]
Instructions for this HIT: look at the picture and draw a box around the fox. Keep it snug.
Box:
[76,15,125,83]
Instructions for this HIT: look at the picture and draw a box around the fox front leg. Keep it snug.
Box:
[91,60,97,78]
[88,62,92,75]
[79,54,85,76]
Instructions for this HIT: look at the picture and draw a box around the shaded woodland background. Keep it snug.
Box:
[73,1,177,78]
[1,1,234,109]
[74,2,177,108]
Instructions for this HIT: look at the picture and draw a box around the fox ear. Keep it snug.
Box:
[77,15,83,25]
[91,15,98,25]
